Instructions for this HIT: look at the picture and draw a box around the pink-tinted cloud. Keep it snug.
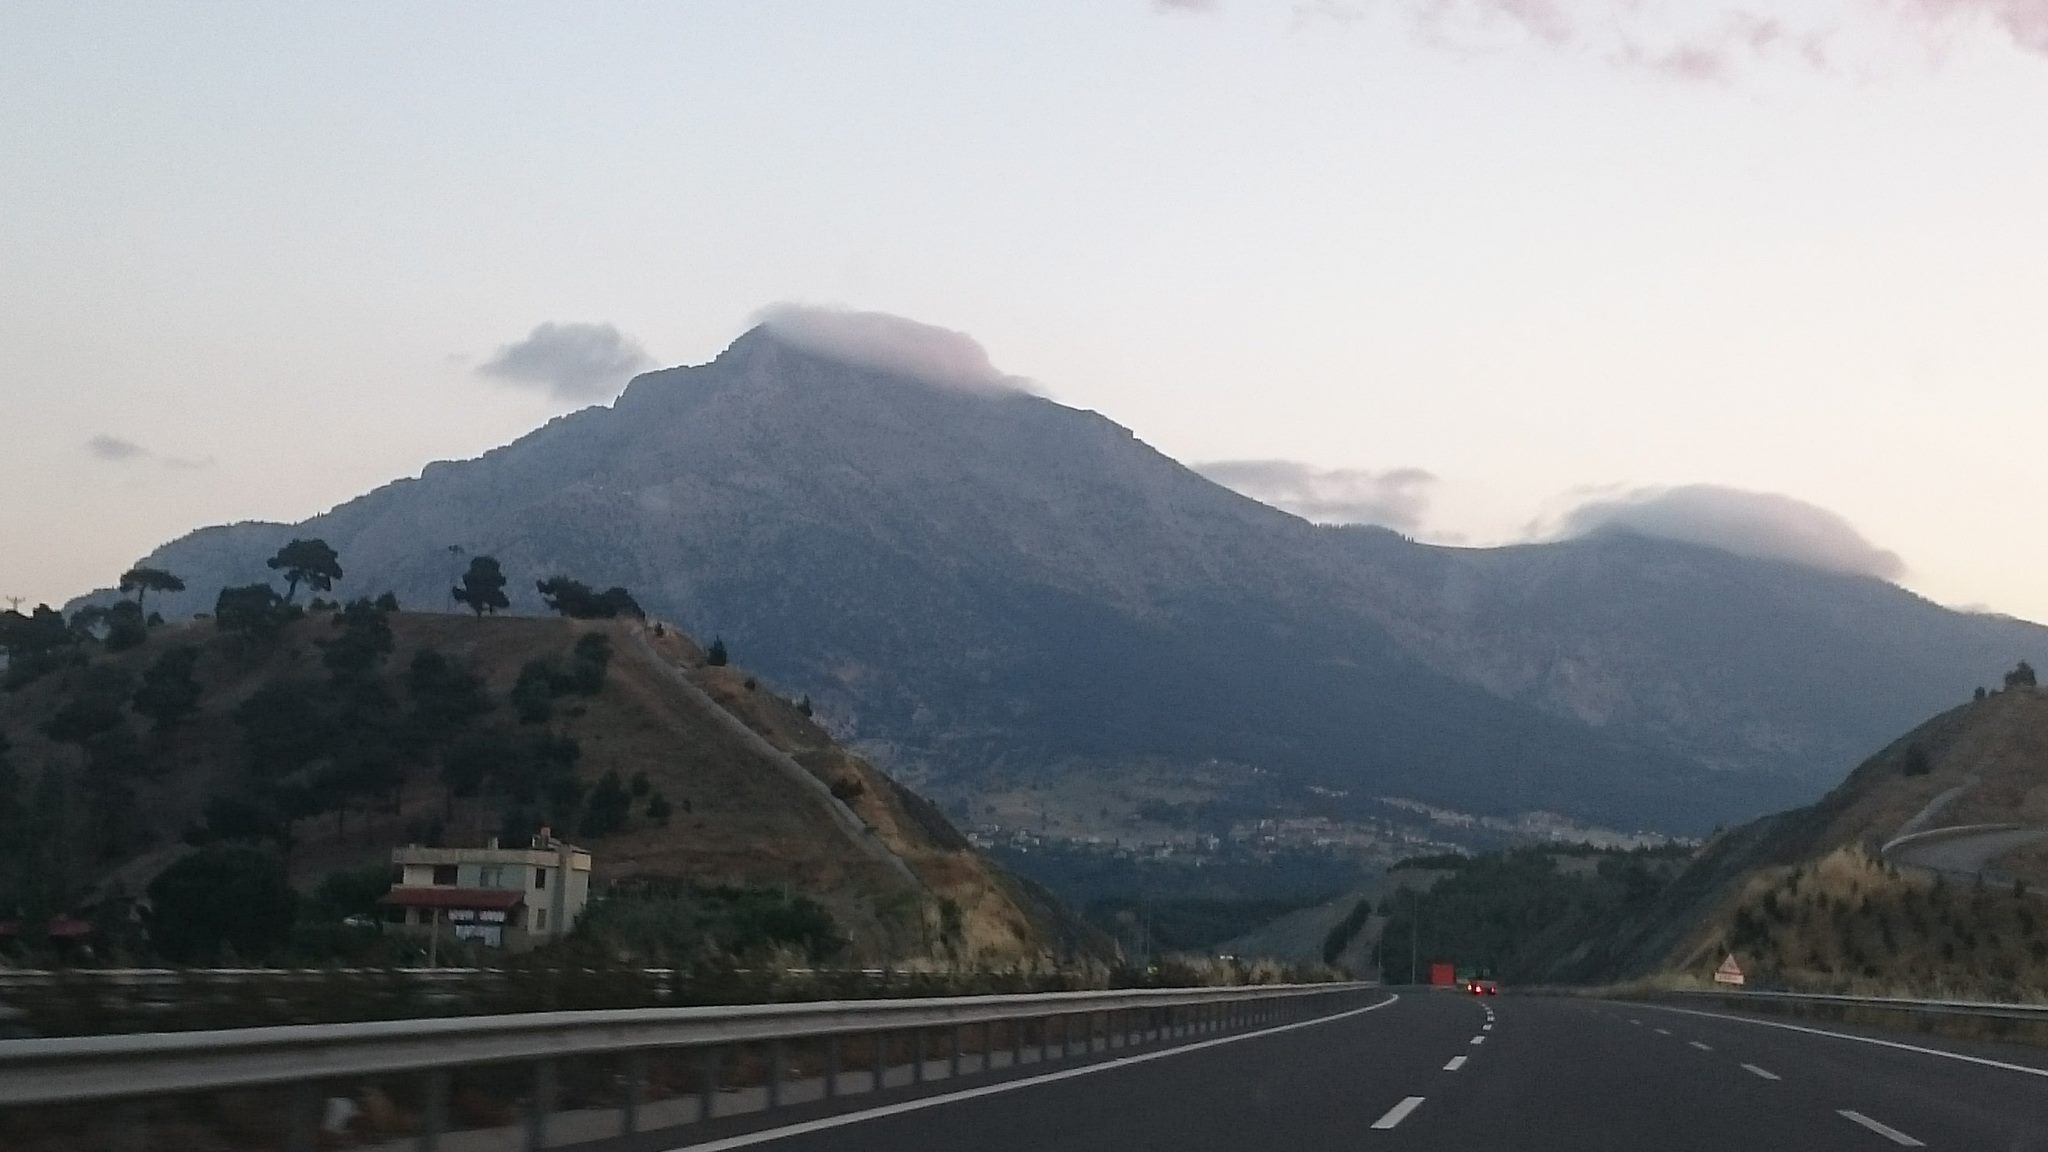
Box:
[1295,0,2048,78]
[1908,0,2048,54]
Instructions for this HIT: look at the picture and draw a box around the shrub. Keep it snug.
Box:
[147,847,297,963]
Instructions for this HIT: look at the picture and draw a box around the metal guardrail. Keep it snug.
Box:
[0,980,1378,1151]
[1670,987,2048,1021]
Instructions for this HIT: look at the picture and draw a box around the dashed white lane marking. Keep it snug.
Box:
[1741,1064,1780,1081]
[1837,1110,1925,1147]
[1628,1019,1642,1026]
[1470,1035,1487,1045]
[1688,1041,1712,1051]
[1654,1027,1673,1036]
[1482,1023,1493,1031]
[1372,1096,1427,1130]
[1627,1002,2048,1081]
[1443,1055,1468,1071]
[651,994,1402,1151]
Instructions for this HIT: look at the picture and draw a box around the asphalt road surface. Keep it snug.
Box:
[631,991,2048,1152]
[1889,826,2048,877]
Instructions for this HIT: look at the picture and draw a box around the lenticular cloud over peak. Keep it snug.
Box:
[1552,484,1907,580]
[752,304,1030,395]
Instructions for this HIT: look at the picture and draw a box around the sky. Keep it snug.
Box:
[4,1,2047,618]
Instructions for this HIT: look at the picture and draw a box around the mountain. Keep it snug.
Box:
[1573,685,2048,994]
[0,608,1094,968]
[96,325,2048,834]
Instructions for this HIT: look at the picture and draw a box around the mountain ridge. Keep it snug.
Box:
[79,327,2048,835]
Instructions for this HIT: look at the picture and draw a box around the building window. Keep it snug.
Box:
[534,867,548,890]
[535,908,548,932]
[478,865,504,888]
[432,865,458,886]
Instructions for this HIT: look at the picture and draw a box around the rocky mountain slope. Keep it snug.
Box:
[95,326,2048,833]
[1576,683,2048,995]
[0,606,1089,968]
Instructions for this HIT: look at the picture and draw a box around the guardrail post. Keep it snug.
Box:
[949,1025,962,1078]
[768,1039,787,1109]
[419,1067,448,1152]
[825,1034,841,1099]
[983,1020,995,1071]
[1061,1014,1073,1059]
[700,1045,721,1122]
[874,1032,889,1092]
[525,1059,555,1152]
[622,1051,647,1134]
[285,1081,319,1152]
[1012,1016,1025,1068]
[914,1028,928,1083]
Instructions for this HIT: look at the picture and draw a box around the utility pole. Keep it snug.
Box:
[1410,888,1420,986]
[4,595,22,613]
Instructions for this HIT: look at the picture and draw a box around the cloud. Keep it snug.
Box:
[1547,484,1905,580]
[752,303,1030,395]
[1909,0,2048,55]
[1153,0,1219,11]
[83,435,215,472]
[1196,459,1438,531]
[477,321,655,402]
[84,434,148,462]
[1296,1,2048,79]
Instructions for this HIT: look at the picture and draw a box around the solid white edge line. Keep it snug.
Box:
[1837,1110,1925,1147]
[1741,1064,1780,1081]
[1443,1056,1467,1071]
[1623,1001,2048,1080]
[655,993,1402,1151]
[1371,1095,1427,1130]
[1687,1041,1712,1051]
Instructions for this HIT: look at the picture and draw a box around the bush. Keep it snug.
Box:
[536,577,642,620]
[646,792,673,826]
[147,847,297,963]
[580,770,633,839]
[706,638,729,667]
[133,646,204,731]
[1903,744,1933,777]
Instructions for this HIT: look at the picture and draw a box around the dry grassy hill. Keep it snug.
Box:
[0,606,1097,969]
[1598,684,2048,997]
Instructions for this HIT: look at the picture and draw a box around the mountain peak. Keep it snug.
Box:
[734,304,1031,396]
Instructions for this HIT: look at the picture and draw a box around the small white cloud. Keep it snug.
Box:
[478,321,655,402]
[85,434,147,462]
[1196,459,1438,531]
[1154,0,1220,13]
[1547,484,1905,580]
[752,303,1030,395]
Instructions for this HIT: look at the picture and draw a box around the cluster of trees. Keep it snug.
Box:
[1725,855,2047,990]
[1373,846,1688,984]
[1,535,696,955]
[536,577,642,620]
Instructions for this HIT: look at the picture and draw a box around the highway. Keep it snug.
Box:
[626,991,2048,1152]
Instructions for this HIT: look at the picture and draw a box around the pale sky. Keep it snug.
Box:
[5,1,2047,618]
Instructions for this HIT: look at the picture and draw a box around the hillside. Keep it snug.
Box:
[0,604,1092,969]
[1584,683,2048,996]
[86,325,2048,834]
